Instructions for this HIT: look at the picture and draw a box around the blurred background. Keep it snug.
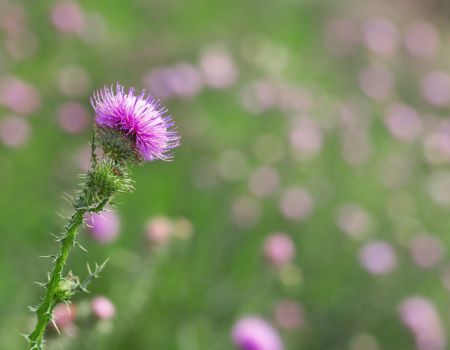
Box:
[1,0,450,349]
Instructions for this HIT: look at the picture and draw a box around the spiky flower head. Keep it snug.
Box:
[91,83,180,162]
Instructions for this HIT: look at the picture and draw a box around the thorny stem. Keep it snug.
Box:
[28,208,85,350]
[26,128,134,349]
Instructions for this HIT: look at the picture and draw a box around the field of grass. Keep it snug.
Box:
[2,0,450,349]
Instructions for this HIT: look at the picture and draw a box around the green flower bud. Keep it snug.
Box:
[81,159,134,211]
[95,126,143,165]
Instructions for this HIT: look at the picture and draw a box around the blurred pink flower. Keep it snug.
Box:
[50,1,85,34]
[336,203,371,240]
[279,186,314,221]
[0,76,40,115]
[91,296,115,320]
[56,102,90,134]
[0,3,27,36]
[249,166,280,197]
[399,297,446,350]
[52,303,76,330]
[273,300,304,330]
[421,71,450,107]
[232,316,283,350]
[170,63,203,98]
[84,210,120,244]
[144,63,203,100]
[200,47,237,89]
[358,64,394,101]
[0,116,31,148]
[143,67,176,100]
[289,117,323,160]
[264,233,295,267]
[404,21,439,61]
[384,103,422,142]
[410,234,445,269]
[145,216,173,246]
[362,17,399,57]
[359,241,397,275]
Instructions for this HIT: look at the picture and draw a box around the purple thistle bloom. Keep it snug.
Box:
[91,83,180,161]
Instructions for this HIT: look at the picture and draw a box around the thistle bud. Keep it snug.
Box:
[95,126,142,165]
[81,158,133,210]
[54,274,78,303]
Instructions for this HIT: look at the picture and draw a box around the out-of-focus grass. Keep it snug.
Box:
[2,0,450,349]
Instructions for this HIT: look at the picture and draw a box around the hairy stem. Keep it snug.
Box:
[28,208,85,350]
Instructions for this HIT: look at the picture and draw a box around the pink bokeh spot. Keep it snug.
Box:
[359,241,397,275]
[421,71,450,107]
[358,65,394,102]
[362,17,399,57]
[232,316,283,350]
[0,116,31,148]
[53,303,76,330]
[84,210,120,244]
[404,21,439,60]
[145,216,173,246]
[279,187,314,221]
[51,1,85,34]
[264,233,295,267]
[57,102,90,134]
[273,300,304,330]
[399,297,446,350]
[0,77,40,115]
[91,296,115,320]
[410,234,445,269]
[336,203,371,240]
[200,47,237,89]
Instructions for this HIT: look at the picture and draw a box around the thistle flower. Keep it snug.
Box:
[27,83,180,350]
[91,83,180,162]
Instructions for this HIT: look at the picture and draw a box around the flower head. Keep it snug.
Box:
[91,83,180,161]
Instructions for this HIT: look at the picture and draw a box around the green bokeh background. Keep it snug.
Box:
[1,0,450,349]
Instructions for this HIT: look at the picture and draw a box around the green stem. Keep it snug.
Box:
[28,208,86,350]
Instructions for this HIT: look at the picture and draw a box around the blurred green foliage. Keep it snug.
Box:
[2,0,450,349]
